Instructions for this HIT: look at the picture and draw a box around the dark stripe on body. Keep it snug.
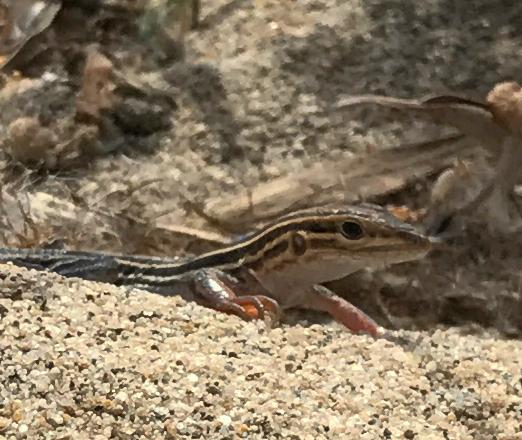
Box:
[130,219,338,277]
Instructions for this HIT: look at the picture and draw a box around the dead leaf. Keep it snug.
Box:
[387,205,426,224]
[0,0,62,70]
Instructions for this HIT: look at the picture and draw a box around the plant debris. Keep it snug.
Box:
[0,0,62,70]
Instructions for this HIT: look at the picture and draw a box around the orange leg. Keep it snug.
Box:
[191,269,281,321]
[304,285,382,337]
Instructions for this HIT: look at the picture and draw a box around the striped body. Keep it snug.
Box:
[0,204,433,334]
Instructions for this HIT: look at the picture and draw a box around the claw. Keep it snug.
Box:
[232,295,281,320]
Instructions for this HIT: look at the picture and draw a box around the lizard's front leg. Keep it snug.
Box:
[300,285,382,337]
[190,268,281,321]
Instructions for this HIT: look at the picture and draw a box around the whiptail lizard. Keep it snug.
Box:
[0,204,434,336]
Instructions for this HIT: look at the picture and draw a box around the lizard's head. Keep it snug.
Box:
[316,204,434,267]
[227,204,434,284]
[257,204,434,273]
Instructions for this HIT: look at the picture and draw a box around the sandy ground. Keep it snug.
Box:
[0,264,521,439]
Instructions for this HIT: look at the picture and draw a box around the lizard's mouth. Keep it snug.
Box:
[362,239,432,256]
[355,242,432,267]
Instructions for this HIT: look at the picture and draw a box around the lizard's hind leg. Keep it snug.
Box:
[190,268,280,321]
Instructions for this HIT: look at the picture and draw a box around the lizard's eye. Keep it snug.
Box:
[341,221,364,240]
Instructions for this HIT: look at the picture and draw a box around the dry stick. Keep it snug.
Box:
[482,83,522,230]
[480,136,522,231]
[202,134,475,231]
[148,222,231,247]
[177,190,241,235]
[336,93,505,150]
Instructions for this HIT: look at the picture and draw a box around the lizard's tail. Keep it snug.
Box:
[0,247,121,283]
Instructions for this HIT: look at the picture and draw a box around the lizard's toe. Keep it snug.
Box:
[233,295,281,320]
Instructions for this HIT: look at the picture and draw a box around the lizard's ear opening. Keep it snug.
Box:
[340,221,364,240]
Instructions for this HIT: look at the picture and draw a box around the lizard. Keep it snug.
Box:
[0,203,435,337]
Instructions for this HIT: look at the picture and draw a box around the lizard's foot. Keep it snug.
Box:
[223,295,280,320]
[191,269,281,321]
[303,285,383,337]
[321,295,382,337]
